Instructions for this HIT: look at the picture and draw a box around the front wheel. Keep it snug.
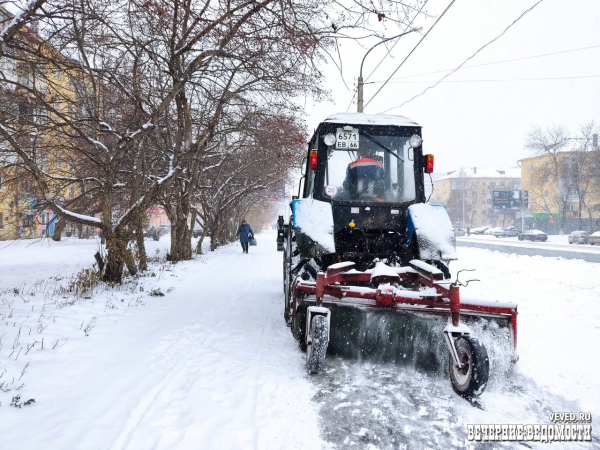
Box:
[449,336,489,398]
[306,315,329,374]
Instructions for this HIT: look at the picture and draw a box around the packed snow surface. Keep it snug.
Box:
[0,232,599,448]
[0,235,326,449]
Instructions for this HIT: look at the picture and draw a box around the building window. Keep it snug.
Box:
[544,161,549,168]
[0,171,4,191]
[529,163,533,170]
[481,190,485,195]
[595,204,600,212]
[568,204,574,212]
[582,204,587,212]
[544,190,549,197]
[529,177,533,186]
[22,215,33,228]
[482,181,485,186]
[0,212,3,229]
[482,200,485,205]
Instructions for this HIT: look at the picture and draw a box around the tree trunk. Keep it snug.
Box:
[195,231,205,254]
[52,217,67,241]
[135,216,148,272]
[103,231,129,283]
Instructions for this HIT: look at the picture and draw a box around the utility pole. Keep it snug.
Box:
[357,27,421,113]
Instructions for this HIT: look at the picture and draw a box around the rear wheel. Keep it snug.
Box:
[306,315,329,374]
[449,336,489,398]
[283,232,292,322]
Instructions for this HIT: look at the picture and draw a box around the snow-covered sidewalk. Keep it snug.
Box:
[0,233,325,449]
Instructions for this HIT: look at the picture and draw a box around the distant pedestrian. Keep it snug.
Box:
[236,219,254,254]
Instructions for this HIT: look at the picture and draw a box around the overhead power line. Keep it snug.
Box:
[364,0,430,83]
[387,74,600,83]
[382,0,546,112]
[364,0,458,109]
[382,44,600,82]
[348,0,431,112]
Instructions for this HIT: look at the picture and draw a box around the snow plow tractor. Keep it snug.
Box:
[277,113,518,398]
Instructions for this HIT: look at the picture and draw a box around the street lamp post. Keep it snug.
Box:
[357,27,422,113]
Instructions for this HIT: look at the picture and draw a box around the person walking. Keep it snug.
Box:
[236,219,254,254]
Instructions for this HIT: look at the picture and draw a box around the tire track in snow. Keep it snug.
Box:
[109,323,217,449]
[109,234,325,449]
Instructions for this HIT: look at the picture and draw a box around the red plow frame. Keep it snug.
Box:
[291,260,518,352]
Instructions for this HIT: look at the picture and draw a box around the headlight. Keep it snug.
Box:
[409,134,422,148]
[323,133,336,146]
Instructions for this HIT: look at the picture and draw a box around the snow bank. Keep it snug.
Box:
[408,203,457,260]
[292,199,335,252]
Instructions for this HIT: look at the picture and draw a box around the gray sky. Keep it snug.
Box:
[306,0,600,174]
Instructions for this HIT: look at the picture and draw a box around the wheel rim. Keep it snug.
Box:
[452,347,472,387]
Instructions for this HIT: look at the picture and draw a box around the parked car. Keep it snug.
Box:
[145,225,171,241]
[493,227,519,238]
[568,230,590,244]
[470,226,490,235]
[485,226,504,235]
[589,231,600,245]
[454,228,466,237]
[192,226,203,238]
[518,230,548,242]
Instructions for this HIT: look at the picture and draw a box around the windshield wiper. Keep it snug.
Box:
[361,131,403,161]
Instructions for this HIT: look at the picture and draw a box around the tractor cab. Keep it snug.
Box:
[296,113,436,271]
[305,113,428,204]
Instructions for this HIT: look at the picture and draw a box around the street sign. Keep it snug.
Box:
[492,190,528,210]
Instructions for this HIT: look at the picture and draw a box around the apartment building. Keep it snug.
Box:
[520,152,600,233]
[0,6,82,239]
[430,167,521,229]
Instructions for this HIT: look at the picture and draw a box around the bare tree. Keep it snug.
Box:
[1,0,424,282]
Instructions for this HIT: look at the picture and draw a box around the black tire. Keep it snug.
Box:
[293,306,307,351]
[449,336,489,398]
[431,260,451,279]
[306,315,329,374]
[283,231,293,322]
[518,236,524,241]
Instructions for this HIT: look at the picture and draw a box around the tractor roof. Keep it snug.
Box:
[323,112,420,128]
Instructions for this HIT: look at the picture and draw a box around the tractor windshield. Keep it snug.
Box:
[322,133,416,203]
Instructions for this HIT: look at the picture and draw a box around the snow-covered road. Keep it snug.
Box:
[1,232,599,449]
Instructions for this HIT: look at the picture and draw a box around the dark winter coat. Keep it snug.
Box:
[236,223,254,243]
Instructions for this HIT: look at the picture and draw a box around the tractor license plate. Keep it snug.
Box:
[336,128,359,149]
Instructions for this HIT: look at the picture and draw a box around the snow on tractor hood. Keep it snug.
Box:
[407,204,457,261]
[292,198,336,253]
[323,112,420,128]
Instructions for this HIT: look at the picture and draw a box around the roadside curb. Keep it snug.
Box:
[456,239,600,263]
